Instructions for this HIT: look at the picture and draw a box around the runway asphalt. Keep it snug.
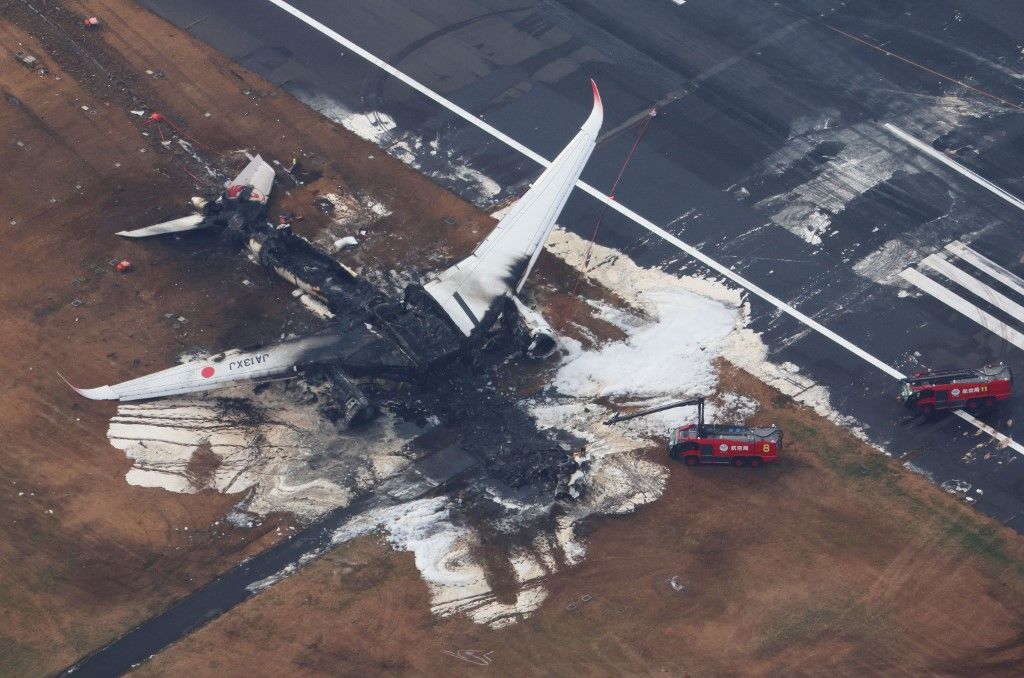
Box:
[142,0,1024,527]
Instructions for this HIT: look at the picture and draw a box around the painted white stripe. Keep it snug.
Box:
[956,410,1024,453]
[921,254,1024,324]
[263,0,1024,454]
[900,267,1024,351]
[946,240,1024,300]
[262,0,901,379]
[884,123,1024,213]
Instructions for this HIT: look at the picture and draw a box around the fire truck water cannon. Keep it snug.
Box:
[605,397,782,467]
[898,364,1012,416]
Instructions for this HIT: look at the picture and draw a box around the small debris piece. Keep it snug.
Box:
[81,105,90,112]
[15,51,38,68]
[114,260,132,273]
[242,279,253,287]
[83,17,101,28]
[313,197,334,215]
[130,110,145,116]
[334,236,358,251]
[669,576,685,591]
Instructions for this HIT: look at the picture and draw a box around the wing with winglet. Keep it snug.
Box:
[423,80,603,336]
[63,334,342,401]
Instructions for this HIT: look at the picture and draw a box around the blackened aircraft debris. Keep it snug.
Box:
[65,82,604,434]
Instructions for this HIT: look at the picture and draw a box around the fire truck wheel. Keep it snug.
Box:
[985,396,997,408]
[684,456,699,467]
[748,457,763,468]
[668,447,678,460]
[917,403,934,416]
[965,398,979,412]
[731,457,745,467]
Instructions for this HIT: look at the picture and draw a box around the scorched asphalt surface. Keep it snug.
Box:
[139,0,1024,526]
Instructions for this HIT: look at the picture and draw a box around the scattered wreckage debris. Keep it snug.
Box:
[67,83,606,497]
[14,49,40,69]
[606,397,782,467]
[940,479,981,504]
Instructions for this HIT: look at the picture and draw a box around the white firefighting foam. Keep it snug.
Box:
[106,385,415,521]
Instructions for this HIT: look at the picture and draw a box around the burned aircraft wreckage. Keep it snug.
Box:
[67,83,605,497]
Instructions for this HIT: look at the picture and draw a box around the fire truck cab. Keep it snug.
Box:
[899,364,1012,415]
[668,424,782,467]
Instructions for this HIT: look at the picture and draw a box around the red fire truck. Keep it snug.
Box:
[605,397,781,467]
[899,364,1012,415]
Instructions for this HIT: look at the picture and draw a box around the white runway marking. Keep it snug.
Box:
[947,240,1024,300]
[921,254,1024,324]
[884,123,1024,213]
[900,267,1024,351]
[264,0,1024,454]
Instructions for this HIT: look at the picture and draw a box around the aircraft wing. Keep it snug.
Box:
[116,213,207,238]
[423,80,603,336]
[228,154,275,197]
[64,334,342,401]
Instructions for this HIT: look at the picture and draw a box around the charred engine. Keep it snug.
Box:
[298,365,379,428]
[506,295,558,359]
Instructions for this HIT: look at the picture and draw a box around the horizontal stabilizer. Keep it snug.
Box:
[228,154,275,197]
[117,213,207,238]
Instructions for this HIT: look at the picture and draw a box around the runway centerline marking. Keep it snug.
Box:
[264,0,1024,455]
[884,123,1024,213]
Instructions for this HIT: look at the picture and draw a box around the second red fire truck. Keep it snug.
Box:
[898,364,1013,415]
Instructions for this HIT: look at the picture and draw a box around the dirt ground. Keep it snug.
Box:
[0,1,491,674]
[2,1,1024,676]
[135,364,1024,677]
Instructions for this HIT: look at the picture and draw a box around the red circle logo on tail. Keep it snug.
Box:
[201,366,215,379]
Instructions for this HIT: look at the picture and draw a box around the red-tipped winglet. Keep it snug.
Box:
[580,79,603,137]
